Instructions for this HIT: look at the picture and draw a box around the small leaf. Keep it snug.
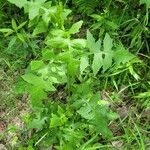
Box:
[97,100,110,106]
[0,28,14,33]
[12,19,18,31]
[128,66,140,80]
[50,114,61,128]
[69,20,83,34]
[80,56,89,74]
[7,36,17,50]
[17,21,27,30]
[17,33,25,42]
[50,113,67,128]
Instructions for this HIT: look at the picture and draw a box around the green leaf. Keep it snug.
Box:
[46,37,69,48]
[94,110,113,138]
[113,45,135,65]
[50,29,66,37]
[17,21,27,30]
[50,114,61,128]
[87,30,101,53]
[27,0,46,20]
[71,39,86,49]
[28,3,41,20]
[92,53,103,76]
[17,33,25,42]
[14,78,27,94]
[7,36,17,50]
[27,85,47,107]
[57,52,71,64]
[7,0,27,8]
[28,114,46,129]
[87,30,96,52]
[42,49,55,60]
[75,93,113,138]
[68,59,80,76]
[106,20,118,30]
[136,91,150,98]
[102,33,113,72]
[50,112,68,128]
[22,73,56,91]
[95,39,101,52]
[140,0,150,7]
[102,52,113,72]
[77,106,94,120]
[88,32,113,74]
[128,65,140,80]
[12,19,17,31]
[69,20,83,34]
[32,21,47,36]
[0,28,14,33]
[103,33,113,52]
[80,56,89,74]
[30,60,45,71]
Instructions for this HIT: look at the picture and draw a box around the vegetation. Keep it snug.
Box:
[0,0,150,149]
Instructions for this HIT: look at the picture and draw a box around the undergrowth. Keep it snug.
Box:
[0,0,150,149]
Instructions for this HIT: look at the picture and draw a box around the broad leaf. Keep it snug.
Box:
[87,30,96,52]
[22,73,56,91]
[7,0,27,8]
[89,32,113,74]
[87,30,101,53]
[103,33,113,52]
[92,53,103,76]
[113,45,135,65]
[68,59,80,76]
[46,37,70,48]
[102,52,113,72]
[71,39,86,49]
[32,21,47,36]
[28,114,46,129]
[102,33,113,72]
[140,0,150,7]
[27,85,47,108]
[80,56,89,74]
[69,20,83,34]
[30,60,45,71]
[26,0,46,20]
[42,49,55,60]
